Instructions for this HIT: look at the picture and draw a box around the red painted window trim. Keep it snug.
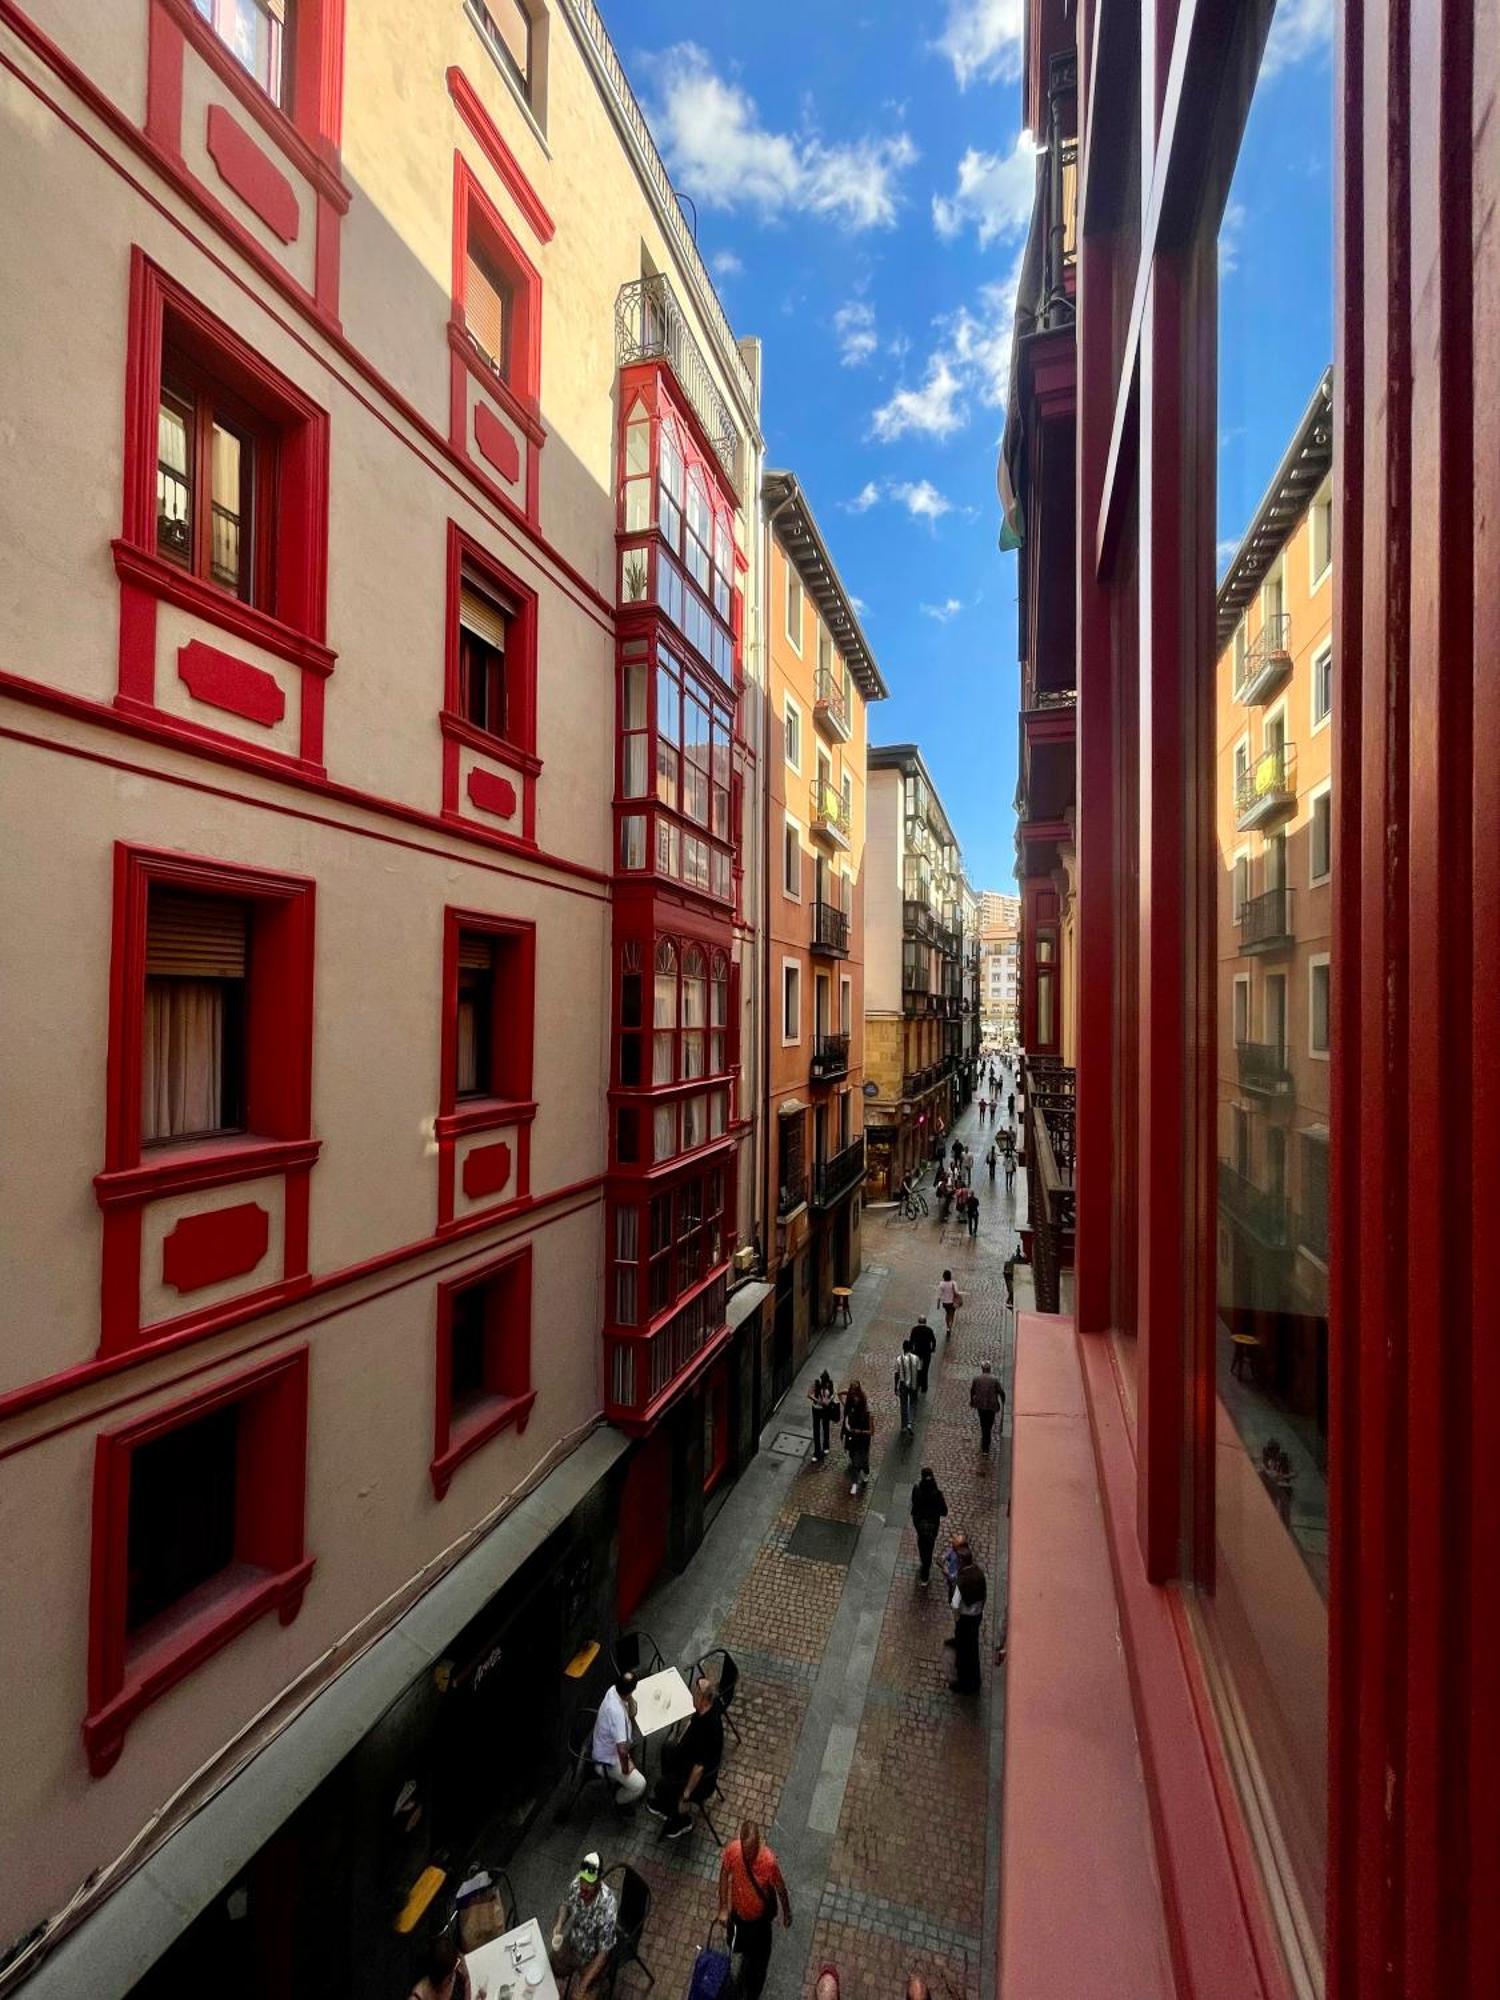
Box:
[452,154,542,410]
[436,907,537,1229]
[446,66,555,243]
[443,520,540,778]
[84,1345,313,1776]
[99,844,317,1354]
[430,1245,535,1497]
[153,0,348,177]
[119,249,333,770]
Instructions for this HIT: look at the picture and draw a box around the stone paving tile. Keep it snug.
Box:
[720,1546,848,1667]
[803,1915,978,2000]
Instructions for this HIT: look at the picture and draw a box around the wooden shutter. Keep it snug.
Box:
[464,241,511,370]
[146,892,247,978]
[460,578,512,652]
[458,934,495,972]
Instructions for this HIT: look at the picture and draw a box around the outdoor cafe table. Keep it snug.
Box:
[466,1917,560,2000]
[632,1664,696,1738]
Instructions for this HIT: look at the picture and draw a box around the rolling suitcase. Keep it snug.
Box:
[687,1919,731,2000]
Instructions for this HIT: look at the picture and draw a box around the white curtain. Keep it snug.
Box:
[456,998,479,1094]
[142,978,223,1142]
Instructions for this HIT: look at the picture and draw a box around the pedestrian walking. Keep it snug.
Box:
[949,1558,987,1694]
[966,1187,980,1236]
[937,1270,962,1338]
[970,1360,1004,1453]
[1004,1151,1016,1192]
[909,1314,937,1393]
[841,1381,873,1495]
[978,1096,987,1119]
[1007,1090,1016,1120]
[893,1341,920,1434]
[717,1820,792,2000]
[808,1371,838,1462]
[1002,1253,1016,1308]
[986,1144,997,1182]
[961,1147,974,1187]
[910,1467,948,1581]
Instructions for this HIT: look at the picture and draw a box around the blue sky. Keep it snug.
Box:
[608,0,1334,889]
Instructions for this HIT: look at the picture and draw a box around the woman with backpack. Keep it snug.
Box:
[910,1467,949,1582]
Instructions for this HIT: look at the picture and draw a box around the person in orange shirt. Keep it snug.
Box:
[716,1819,791,2000]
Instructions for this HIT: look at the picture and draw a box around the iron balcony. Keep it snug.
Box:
[1236,1039,1294,1096]
[814,665,852,742]
[1235,742,1298,832]
[811,900,850,955]
[811,1137,866,1209]
[1235,613,1293,705]
[810,1032,850,1082]
[809,778,851,849]
[1238,884,1295,953]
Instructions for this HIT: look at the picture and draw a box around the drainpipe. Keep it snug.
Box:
[759,479,799,1285]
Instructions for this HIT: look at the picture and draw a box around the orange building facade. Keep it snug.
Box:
[762,472,885,1399]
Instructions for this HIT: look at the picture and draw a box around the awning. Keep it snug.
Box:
[21,1427,631,2000]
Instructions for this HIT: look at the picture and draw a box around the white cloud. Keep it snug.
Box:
[932,133,1036,247]
[890,479,954,525]
[871,356,967,441]
[710,248,744,277]
[1262,0,1334,77]
[850,594,870,616]
[842,479,882,512]
[1217,536,1243,578]
[871,256,1022,440]
[834,300,879,366]
[935,0,1025,89]
[922,597,965,621]
[647,45,918,230]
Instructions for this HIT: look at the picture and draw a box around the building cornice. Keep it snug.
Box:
[763,471,888,700]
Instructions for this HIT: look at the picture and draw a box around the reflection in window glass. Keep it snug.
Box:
[1210,7,1333,1964]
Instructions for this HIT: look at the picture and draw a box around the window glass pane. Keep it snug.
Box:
[653,1103,676,1162]
[1210,15,1333,1951]
[157,393,192,565]
[195,0,285,104]
[465,241,511,372]
[625,402,650,476]
[620,814,646,869]
[127,1403,239,1633]
[474,0,530,87]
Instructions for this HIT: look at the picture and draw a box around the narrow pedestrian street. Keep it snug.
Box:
[509,1097,1026,2000]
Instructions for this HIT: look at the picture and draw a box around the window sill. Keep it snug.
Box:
[447,322,547,446]
[113,541,335,676]
[431,1387,537,1499]
[435,1096,538,1141]
[95,1135,322,1209]
[160,0,351,209]
[440,710,543,774]
[84,1554,314,1776]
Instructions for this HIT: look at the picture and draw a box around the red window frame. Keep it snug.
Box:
[452,156,541,411]
[431,1246,535,1497]
[438,908,537,1122]
[164,0,347,160]
[119,249,330,650]
[84,1347,313,1776]
[104,845,316,1178]
[156,355,274,606]
[443,523,539,761]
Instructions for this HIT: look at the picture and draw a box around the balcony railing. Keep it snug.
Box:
[605,1270,729,1423]
[1235,613,1293,704]
[615,273,741,490]
[812,1137,866,1209]
[1237,1040,1294,1096]
[814,666,851,740]
[901,1062,947,1099]
[1218,1160,1292,1246]
[1235,742,1298,830]
[777,1169,808,1218]
[809,779,851,843]
[811,900,850,955]
[1238,884,1294,952]
[810,1032,850,1081]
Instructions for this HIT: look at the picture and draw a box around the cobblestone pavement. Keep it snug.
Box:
[509,1088,1025,2000]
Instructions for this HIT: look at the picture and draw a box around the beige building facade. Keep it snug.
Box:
[0,1,766,1988]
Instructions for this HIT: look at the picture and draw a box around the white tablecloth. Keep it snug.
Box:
[632,1664,696,1736]
[466,1916,560,2000]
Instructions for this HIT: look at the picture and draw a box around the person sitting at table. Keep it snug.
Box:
[549,1852,617,2000]
[591,1669,646,1805]
[646,1675,725,1839]
[407,1931,477,2000]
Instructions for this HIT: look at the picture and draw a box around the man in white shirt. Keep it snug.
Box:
[591,1671,646,1805]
